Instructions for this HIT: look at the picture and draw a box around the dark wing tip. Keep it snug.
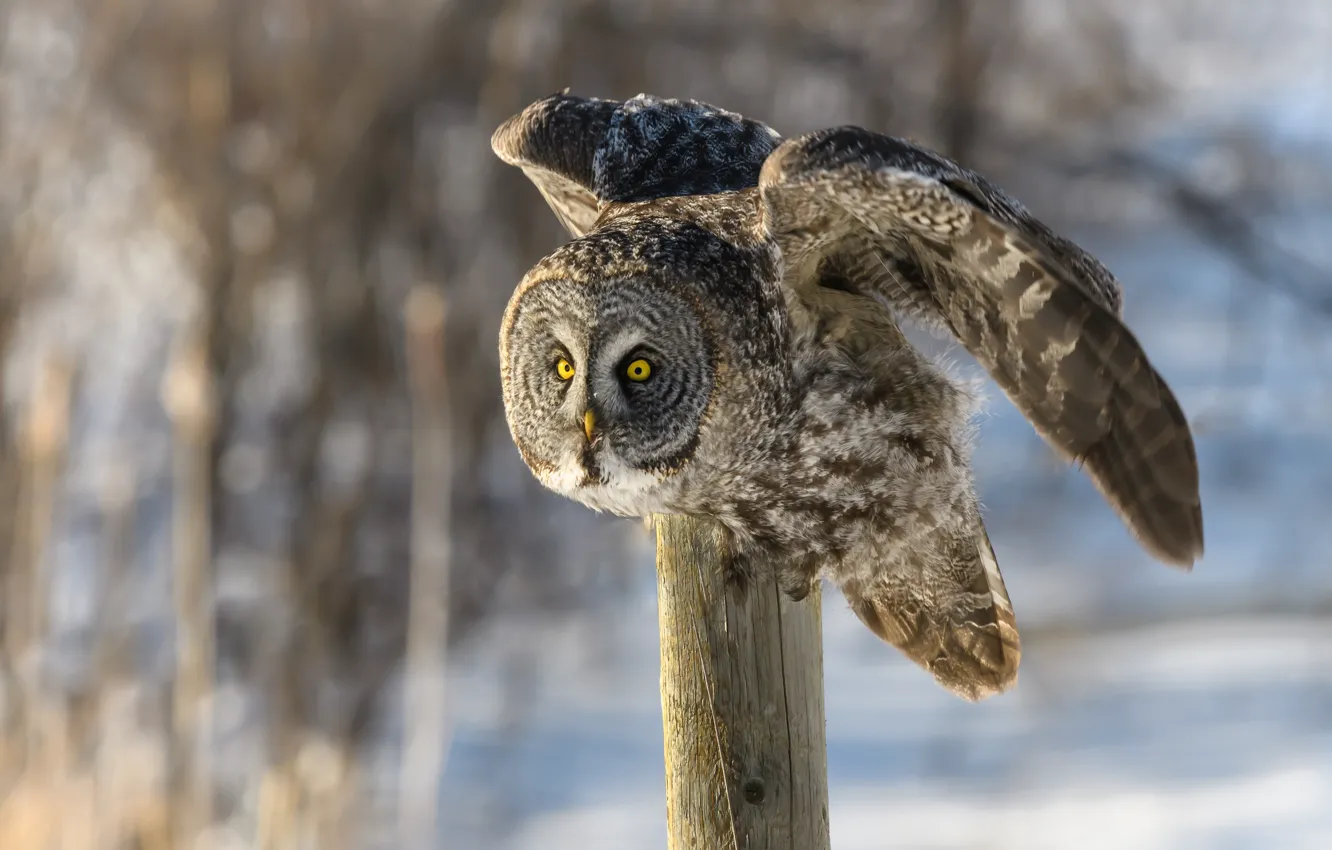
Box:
[1060,298,1205,569]
[1146,517,1205,569]
[490,92,619,182]
[1081,414,1205,570]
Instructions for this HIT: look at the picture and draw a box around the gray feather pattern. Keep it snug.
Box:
[492,94,1203,702]
[492,92,781,237]
[760,126,1203,566]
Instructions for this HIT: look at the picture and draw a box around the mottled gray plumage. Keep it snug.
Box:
[492,92,1204,701]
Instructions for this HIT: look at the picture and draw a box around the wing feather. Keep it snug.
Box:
[492,92,782,238]
[760,127,1204,566]
[491,93,617,237]
[842,518,1021,701]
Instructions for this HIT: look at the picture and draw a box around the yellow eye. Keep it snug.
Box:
[625,358,652,382]
[555,358,575,380]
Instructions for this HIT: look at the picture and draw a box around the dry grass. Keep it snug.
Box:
[0,4,460,843]
[0,259,456,850]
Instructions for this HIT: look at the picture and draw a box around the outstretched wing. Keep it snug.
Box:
[492,91,782,237]
[760,127,1203,567]
[491,92,616,237]
[842,515,1021,701]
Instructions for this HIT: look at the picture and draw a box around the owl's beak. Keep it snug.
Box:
[583,409,597,442]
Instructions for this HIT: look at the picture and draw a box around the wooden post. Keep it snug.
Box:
[655,515,830,850]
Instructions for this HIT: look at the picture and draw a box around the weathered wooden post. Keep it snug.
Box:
[655,515,830,850]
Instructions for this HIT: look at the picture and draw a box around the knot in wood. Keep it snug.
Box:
[741,776,766,806]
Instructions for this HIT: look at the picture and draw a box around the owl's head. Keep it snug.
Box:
[499,243,719,516]
[493,92,790,515]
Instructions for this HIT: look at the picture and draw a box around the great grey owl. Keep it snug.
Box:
[492,92,1203,701]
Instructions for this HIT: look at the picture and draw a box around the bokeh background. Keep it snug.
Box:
[1,1,1331,848]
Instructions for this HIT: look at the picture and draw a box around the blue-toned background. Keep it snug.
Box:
[2,1,1329,848]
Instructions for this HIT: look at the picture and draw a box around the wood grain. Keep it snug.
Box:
[655,515,829,850]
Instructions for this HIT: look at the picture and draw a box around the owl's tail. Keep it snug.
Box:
[839,519,1021,701]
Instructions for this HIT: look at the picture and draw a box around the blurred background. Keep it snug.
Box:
[1,0,1331,848]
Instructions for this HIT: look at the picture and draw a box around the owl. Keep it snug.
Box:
[491,92,1203,701]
